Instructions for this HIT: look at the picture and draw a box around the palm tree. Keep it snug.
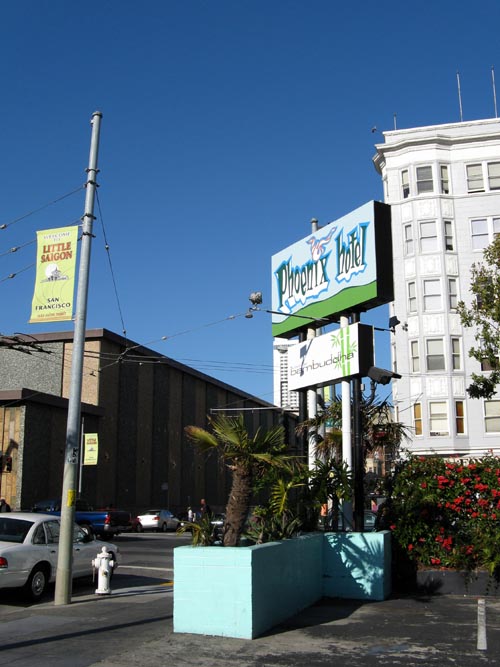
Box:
[298,394,410,467]
[185,414,291,547]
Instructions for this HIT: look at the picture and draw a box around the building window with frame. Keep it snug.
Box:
[444,220,454,251]
[494,217,500,237]
[455,400,465,435]
[413,403,423,436]
[404,223,414,255]
[419,220,437,252]
[401,169,410,199]
[408,281,417,313]
[429,401,449,436]
[423,279,442,311]
[471,218,489,250]
[440,165,450,194]
[416,165,433,194]
[448,277,458,310]
[451,337,461,370]
[484,400,500,433]
[410,340,420,372]
[466,163,484,192]
[479,338,499,371]
[426,338,445,371]
[487,162,500,190]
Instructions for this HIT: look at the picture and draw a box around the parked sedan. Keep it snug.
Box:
[0,512,120,601]
[133,509,179,533]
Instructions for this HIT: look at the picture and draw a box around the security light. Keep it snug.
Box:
[367,366,402,385]
[249,292,263,306]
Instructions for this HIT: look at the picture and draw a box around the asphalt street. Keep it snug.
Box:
[1,568,499,667]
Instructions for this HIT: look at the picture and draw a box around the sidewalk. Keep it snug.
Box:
[97,592,500,667]
[0,574,499,667]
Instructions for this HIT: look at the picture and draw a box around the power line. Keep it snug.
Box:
[0,238,36,259]
[95,190,127,338]
[97,312,252,372]
[0,185,84,232]
[0,262,35,283]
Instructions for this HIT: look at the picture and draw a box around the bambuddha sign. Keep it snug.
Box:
[287,323,374,391]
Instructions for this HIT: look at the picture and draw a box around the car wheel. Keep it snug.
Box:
[24,564,49,602]
[135,523,143,533]
[161,522,168,532]
[80,524,94,539]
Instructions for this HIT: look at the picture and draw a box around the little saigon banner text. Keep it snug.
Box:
[29,225,78,323]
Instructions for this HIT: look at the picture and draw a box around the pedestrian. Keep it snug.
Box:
[187,507,194,522]
[200,498,212,518]
[0,498,11,512]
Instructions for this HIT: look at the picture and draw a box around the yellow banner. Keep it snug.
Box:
[29,226,78,323]
[84,434,99,466]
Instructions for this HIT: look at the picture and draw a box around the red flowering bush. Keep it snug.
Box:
[384,454,500,577]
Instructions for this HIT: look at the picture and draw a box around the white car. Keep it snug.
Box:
[133,509,179,532]
[0,512,120,601]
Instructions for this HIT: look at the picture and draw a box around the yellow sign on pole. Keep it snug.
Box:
[29,226,78,323]
[84,434,99,466]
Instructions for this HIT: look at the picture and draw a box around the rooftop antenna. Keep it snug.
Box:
[393,113,397,130]
[492,66,498,118]
[457,71,463,122]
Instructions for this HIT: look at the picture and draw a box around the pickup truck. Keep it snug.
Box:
[32,499,132,539]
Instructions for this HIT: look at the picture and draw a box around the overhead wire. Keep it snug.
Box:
[95,189,127,338]
[97,311,261,372]
[0,185,84,232]
[0,238,36,259]
[0,263,36,283]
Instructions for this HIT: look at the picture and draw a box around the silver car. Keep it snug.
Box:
[133,509,179,532]
[0,512,120,601]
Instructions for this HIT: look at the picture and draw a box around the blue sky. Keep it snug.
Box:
[2,1,500,403]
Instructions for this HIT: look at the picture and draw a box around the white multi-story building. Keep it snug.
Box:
[373,118,500,457]
[273,338,300,411]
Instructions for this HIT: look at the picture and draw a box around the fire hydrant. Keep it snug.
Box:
[92,546,114,595]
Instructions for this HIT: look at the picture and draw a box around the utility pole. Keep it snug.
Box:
[54,111,102,605]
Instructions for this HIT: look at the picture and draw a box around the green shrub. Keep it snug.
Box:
[384,454,500,578]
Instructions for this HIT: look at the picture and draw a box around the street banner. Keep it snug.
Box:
[84,434,99,465]
[29,226,78,323]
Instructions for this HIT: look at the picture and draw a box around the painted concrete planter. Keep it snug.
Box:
[323,531,392,601]
[174,533,323,639]
[174,530,391,639]
[416,569,500,596]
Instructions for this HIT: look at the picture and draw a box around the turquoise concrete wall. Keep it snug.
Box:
[174,531,391,639]
[174,544,253,638]
[323,531,391,600]
[251,533,323,637]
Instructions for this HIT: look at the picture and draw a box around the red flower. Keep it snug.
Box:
[430,557,441,565]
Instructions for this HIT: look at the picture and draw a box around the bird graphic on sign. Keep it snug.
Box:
[307,228,336,261]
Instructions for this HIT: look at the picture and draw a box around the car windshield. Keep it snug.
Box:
[146,511,160,515]
[0,518,34,543]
